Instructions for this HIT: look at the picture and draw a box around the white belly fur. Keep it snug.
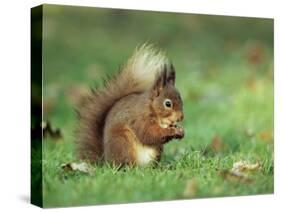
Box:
[135,143,157,166]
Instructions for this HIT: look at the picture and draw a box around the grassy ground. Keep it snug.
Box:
[40,4,273,207]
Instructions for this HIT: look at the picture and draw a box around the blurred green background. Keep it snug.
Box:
[40,4,273,207]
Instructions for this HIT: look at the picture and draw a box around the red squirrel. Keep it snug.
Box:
[76,44,184,166]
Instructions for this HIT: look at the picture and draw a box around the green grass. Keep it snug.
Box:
[39,4,274,207]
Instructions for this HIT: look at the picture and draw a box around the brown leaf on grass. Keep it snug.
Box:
[246,42,266,65]
[183,178,198,198]
[245,78,257,92]
[219,160,261,184]
[42,121,62,140]
[203,135,225,155]
[219,170,254,184]
[231,161,261,173]
[61,162,94,175]
[259,130,273,143]
[210,135,224,152]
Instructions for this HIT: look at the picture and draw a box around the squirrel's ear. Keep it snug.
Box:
[151,65,167,97]
[166,63,176,86]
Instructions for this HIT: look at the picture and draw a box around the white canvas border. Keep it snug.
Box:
[0,0,279,211]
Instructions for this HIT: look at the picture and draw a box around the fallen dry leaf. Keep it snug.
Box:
[219,170,254,184]
[183,178,198,198]
[219,160,262,184]
[231,161,261,173]
[245,78,257,92]
[245,42,266,65]
[210,135,224,152]
[61,162,94,175]
[203,135,226,156]
[259,130,273,143]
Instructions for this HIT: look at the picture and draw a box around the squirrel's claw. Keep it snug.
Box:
[172,125,185,140]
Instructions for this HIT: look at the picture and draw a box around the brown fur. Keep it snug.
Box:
[76,45,184,166]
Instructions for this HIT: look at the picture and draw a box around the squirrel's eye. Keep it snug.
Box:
[164,99,172,108]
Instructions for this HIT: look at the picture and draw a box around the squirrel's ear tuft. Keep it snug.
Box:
[151,63,176,97]
[151,65,167,97]
[166,63,176,86]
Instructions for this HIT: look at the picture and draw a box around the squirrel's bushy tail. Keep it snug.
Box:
[77,44,168,162]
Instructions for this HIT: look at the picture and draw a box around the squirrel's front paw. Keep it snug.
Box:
[162,126,185,143]
[172,126,184,139]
